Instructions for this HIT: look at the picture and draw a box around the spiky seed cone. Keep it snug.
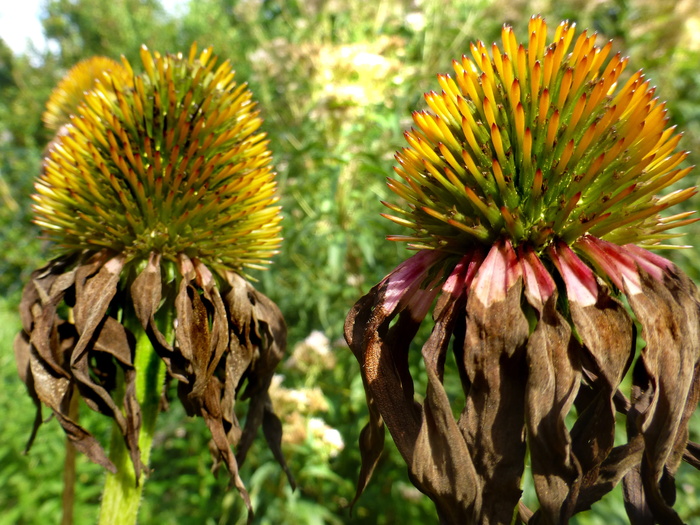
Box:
[385,16,696,254]
[35,45,282,275]
[42,56,131,132]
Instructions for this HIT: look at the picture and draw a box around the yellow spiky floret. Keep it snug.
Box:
[43,56,131,132]
[384,16,696,254]
[35,45,282,275]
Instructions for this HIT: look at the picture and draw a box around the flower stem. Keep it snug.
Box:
[61,385,79,525]
[98,327,167,525]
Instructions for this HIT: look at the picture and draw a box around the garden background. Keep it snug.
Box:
[1,0,699,523]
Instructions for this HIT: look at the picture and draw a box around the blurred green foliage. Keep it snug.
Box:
[1,0,699,523]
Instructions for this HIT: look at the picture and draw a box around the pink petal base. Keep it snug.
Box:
[378,237,675,318]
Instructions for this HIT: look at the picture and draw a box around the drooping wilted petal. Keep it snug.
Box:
[130,252,188,382]
[71,253,145,478]
[623,264,700,522]
[168,267,291,511]
[461,241,528,524]
[344,250,447,507]
[234,272,293,488]
[550,242,637,509]
[19,41,290,521]
[14,256,116,471]
[521,248,582,524]
[344,291,389,509]
[417,255,480,522]
[346,13,700,525]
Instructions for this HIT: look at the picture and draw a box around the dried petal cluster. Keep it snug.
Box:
[346,16,700,524]
[16,45,290,511]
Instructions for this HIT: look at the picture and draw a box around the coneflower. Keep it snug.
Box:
[15,45,290,524]
[345,16,700,524]
[42,56,130,133]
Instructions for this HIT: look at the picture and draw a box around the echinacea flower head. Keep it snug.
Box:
[15,45,290,512]
[35,46,282,274]
[346,16,700,524]
[42,56,131,133]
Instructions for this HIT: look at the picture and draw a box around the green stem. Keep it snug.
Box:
[61,386,80,525]
[98,327,167,525]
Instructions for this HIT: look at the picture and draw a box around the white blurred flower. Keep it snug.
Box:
[287,330,335,372]
[308,417,345,458]
[405,12,426,32]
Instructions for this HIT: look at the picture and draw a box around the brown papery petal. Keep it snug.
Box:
[14,257,116,471]
[523,289,582,524]
[418,281,479,522]
[344,278,431,507]
[460,278,529,524]
[131,252,187,381]
[236,277,293,488]
[567,281,634,489]
[25,260,78,376]
[344,289,390,509]
[71,254,145,477]
[181,269,291,515]
[624,265,700,522]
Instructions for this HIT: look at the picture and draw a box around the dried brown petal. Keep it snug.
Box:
[523,290,582,524]
[344,279,430,507]
[344,290,389,508]
[683,441,700,469]
[173,268,291,514]
[461,280,528,524]
[15,257,117,471]
[233,274,291,483]
[623,266,700,522]
[568,284,634,491]
[131,253,187,381]
[418,284,478,522]
[574,436,644,514]
[71,254,145,478]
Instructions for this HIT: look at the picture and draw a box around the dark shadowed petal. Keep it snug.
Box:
[520,248,582,524]
[344,250,445,507]
[623,262,700,523]
[460,241,528,524]
[71,253,145,477]
[549,241,635,502]
[574,435,645,514]
[416,254,480,522]
[684,441,700,469]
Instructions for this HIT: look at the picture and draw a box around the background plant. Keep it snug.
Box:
[1,0,699,524]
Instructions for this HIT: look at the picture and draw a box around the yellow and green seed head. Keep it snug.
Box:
[42,56,130,132]
[384,16,696,254]
[35,45,282,275]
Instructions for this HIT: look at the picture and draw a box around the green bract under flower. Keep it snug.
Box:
[384,16,696,253]
[35,45,282,274]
